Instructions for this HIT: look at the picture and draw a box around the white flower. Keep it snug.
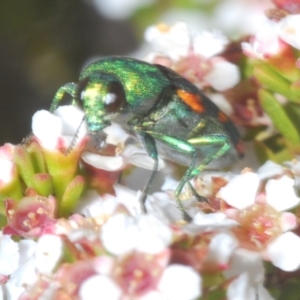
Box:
[265,175,300,212]
[32,106,87,150]
[103,122,129,145]
[4,281,25,300]
[184,212,238,234]
[79,275,122,300]
[265,231,300,271]
[8,256,37,289]
[82,144,165,172]
[193,30,229,58]
[101,213,172,256]
[219,172,259,210]
[204,59,240,91]
[257,160,285,180]
[208,93,234,116]
[225,249,274,300]
[227,273,274,300]
[0,233,19,276]
[81,122,165,172]
[278,14,300,50]
[205,231,239,269]
[241,20,281,59]
[9,239,37,284]
[145,22,191,61]
[157,264,202,300]
[219,171,300,271]
[35,234,63,275]
[75,190,119,218]
[144,22,240,91]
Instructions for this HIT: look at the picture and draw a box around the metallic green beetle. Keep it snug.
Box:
[50,56,244,220]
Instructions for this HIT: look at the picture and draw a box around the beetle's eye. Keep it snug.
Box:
[104,82,126,113]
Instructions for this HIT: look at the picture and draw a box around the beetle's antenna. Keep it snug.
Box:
[65,115,86,155]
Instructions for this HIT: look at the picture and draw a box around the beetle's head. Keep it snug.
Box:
[77,73,127,133]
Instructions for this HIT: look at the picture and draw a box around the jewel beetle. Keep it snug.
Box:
[50,56,244,220]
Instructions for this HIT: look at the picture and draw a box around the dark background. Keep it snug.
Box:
[0,0,138,144]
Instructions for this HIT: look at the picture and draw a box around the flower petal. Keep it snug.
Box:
[278,14,300,50]
[79,275,121,300]
[158,264,202,300]
[0,234,19,276]
[219,172,259,209]
[265,175,300,211]
[267,232,300,271]
[205,60,240,91]
[82,152,124,171]
[224,248,264,284]
[122,144,165,170]
[35,234,63,275]
[206,231,238,269]
[257,160,284,180]
[135,214,172,254]
[144,22,190,61]
[32,110,62,150]
[101,214,139,256]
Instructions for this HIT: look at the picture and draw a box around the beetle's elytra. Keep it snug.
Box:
[51,56,244,220]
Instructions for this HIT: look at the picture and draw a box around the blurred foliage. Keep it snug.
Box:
[0,0,138,144]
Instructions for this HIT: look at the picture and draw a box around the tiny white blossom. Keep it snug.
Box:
[4,281,25,300]
[0,234,19,276]
[278,14,300,50]
[266,231,300,271]
[32,110,62,149]
[35,234,63,275]
[220,171,300,271]
[103,123,129,145]
[82,144,164,172]
[224,249,274,300]
[193,30,229,58]
[257,160,285,180]
[206,232,239,268]
[8,256,37,288]
[145,22,191,61]
[76,190,118,218]
[241,20,281,59]
[219,172,259,210]
[18,239,37,265]
[185,212,237,234]
[79,275,122,300]
[158,264,202,300]
[205,60,240,91]
[265,175,300,211]
[32,106,87,150]
[101,213,172,256]
[208,93,234,116]
[227,273,274,300]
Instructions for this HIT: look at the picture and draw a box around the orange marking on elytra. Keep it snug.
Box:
[177,89,204,113]
[218,111,228,123]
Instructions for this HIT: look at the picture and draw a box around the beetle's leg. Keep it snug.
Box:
[143,131,231,221]
[135,132,159,213]
[50,82,77,112]
[175,135,231,198]
[186,181,208,203]
[140,131,198,221]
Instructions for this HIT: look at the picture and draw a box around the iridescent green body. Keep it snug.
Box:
[51,56,244,220]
